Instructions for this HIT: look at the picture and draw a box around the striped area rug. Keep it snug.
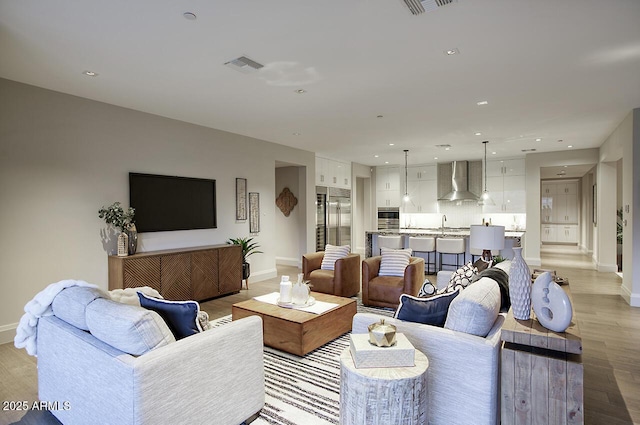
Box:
[212,301,394,425]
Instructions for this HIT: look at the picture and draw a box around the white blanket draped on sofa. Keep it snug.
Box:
[14,279,97,356]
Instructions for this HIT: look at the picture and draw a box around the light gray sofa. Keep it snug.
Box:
[37,286,264,425]
[352,261,512,425]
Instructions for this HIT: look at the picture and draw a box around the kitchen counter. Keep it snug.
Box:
[365,228,525,260]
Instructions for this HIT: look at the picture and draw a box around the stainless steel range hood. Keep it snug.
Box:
[438,161,480,202]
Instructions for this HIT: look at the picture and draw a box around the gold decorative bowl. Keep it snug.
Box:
[367,319,397,347]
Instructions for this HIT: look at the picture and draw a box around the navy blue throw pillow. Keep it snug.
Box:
[137,292,201,340]
[394,289,461,327]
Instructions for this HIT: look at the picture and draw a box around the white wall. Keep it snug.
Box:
[0,78,315,343]
[275,167,305,267]
[600,109,640,306]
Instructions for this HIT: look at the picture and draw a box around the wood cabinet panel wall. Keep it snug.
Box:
[109,244,242,301]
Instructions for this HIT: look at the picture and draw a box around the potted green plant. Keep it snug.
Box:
[98,202,137,254]
[227,237,263,280]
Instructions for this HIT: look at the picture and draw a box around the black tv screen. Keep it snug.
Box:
[129,173,217,232]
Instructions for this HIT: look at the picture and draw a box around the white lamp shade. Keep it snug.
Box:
[469,225,505,251]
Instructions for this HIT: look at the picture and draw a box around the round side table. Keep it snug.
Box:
[339,347,429,425]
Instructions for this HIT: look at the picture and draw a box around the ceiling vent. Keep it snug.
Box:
[402,0,456,15]
[224,56,264,73]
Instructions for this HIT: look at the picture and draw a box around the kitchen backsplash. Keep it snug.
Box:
[401,202,526,231]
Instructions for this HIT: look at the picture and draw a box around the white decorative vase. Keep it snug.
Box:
[509,247,531,320]
[531,272,573,332]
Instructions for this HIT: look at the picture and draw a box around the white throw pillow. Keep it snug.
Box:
[379,248,412,277]
[320,244,351,270]
[444,277,501,337]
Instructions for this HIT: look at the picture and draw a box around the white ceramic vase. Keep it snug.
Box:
[509,247,531,320]
[531,272,573,332]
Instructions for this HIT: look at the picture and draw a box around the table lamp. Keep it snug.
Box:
[469,224,505,263]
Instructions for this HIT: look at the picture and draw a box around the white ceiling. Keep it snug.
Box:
[1,0,640,168]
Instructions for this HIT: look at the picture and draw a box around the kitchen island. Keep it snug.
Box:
[365,228,525,269]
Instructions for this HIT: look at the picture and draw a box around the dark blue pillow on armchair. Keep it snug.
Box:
[394,289,461,327]
[137,292,202,340]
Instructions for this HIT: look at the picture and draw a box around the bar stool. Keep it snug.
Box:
[408,236,436,275]
[436,238,466,271]
[470,248,500,263]
[377,235,403,255]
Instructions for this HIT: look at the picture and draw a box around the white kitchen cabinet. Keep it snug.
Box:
[376,166,401,207]
[486,159,525,177]
[407,165,436,182]
[541,225,557,243]
[540,180,579,244]
[542,224,578,244]
[483,160,526,213]
[316,157,351,189]
[404,179,437,213]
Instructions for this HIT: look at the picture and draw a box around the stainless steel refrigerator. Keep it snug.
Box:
[316,187,351,251]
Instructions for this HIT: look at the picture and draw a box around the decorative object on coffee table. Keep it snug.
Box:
[531,272,573,332]
[508,247,531,320]
[291,273,311,305]
[340,348,429,425]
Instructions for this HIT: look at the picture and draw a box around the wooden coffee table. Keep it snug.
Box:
[231,292,356,356]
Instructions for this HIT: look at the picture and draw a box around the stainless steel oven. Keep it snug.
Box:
[377,207,400,230]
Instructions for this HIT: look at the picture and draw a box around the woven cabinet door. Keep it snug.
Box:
[123,257,161,293]
[191,249,219,301]
[160,253,191,300]
[219,246,242,294]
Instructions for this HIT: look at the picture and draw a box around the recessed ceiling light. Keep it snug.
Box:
[389,143,394,146]
[82,71,98,77]
[292,132,301,136]
[434,157,438,160]
[374,155,379,158]
[568,145,573,148]
[535,138,542,142]
[475,132,482,136]
[385,161,389,164]
[492,151,496,155]
[183,12,197,20]
[563,166,568,168]
[444,48,460,55]
[445,147,450,151]
[477,100,488,106]
[294,89,306,94]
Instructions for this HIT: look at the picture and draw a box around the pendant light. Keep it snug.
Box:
[480,141,495,206]
[402,149,410,203]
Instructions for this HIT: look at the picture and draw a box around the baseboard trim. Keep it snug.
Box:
[275,257,302,268]
[247,268,278,283]
[0,322,18,345]
[619,284,640,307]
[524,256,542,267]
[596,263,618,273]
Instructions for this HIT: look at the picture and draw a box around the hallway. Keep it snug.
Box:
[540,244,639,424]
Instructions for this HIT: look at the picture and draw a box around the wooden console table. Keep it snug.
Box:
[109,244,242,301]
[500,286,583,425]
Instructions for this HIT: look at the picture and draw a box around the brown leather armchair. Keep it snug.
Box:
[302,252,361,297]
[362,256,425,309]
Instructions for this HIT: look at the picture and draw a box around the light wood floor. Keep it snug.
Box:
[1,256,639,425]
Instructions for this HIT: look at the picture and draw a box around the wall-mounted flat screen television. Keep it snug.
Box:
[129,173,216,232]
